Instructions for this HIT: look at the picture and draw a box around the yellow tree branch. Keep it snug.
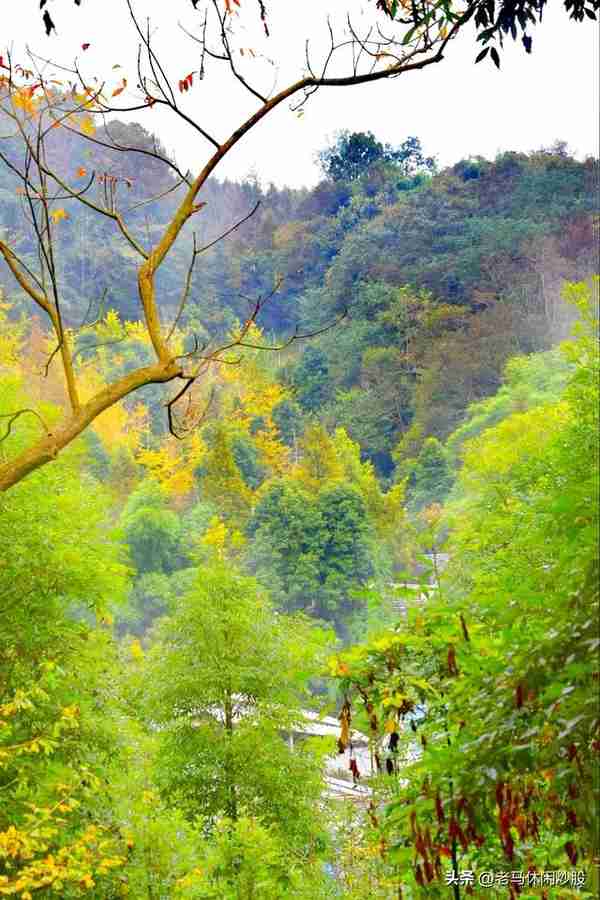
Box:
[0,240,81,414]
[0,359,182,491]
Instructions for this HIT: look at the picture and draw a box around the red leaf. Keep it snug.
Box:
[415,828,426,857]
[435,793,445,824]
[565,841,578,865]
[515,682,524,708]
[496,781,504,808]
[447,644,458,676]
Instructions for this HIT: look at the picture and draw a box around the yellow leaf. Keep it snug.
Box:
[12,89,37,117]
[79,114,96,136]
[130,639,144,661]
[50,208,68,224]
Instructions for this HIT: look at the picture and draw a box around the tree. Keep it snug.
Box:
[7,0,592,490]
[175,815,335,899]
[291,346,334,413]
[318,131,434,182]
[120,478,182,574]
[248,465,376,628]
[195,423,253,524]
[406,436,454,510]
[141,563,331,851]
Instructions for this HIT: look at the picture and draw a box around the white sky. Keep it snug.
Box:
[9,0,600,188]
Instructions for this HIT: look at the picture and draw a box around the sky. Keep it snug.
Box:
[8,0,600,188]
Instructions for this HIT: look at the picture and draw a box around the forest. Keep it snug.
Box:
[1,0,599,897]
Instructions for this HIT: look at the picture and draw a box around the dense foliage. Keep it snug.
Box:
[330,280,599,897]
[1,97,598,895]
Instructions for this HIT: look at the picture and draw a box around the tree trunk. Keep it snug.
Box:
[224,689,238,821]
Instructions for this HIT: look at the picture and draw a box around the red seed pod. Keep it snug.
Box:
[496,782,504,808]
[565,840,578,865]
[447,644,459,676]
[503,832,515,861]
[516,683,524,708]
[424,860,435,882]
[410,809,417,836]
[435,793,445,824]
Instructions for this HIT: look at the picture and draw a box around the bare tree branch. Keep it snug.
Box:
[0,409,51,444]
